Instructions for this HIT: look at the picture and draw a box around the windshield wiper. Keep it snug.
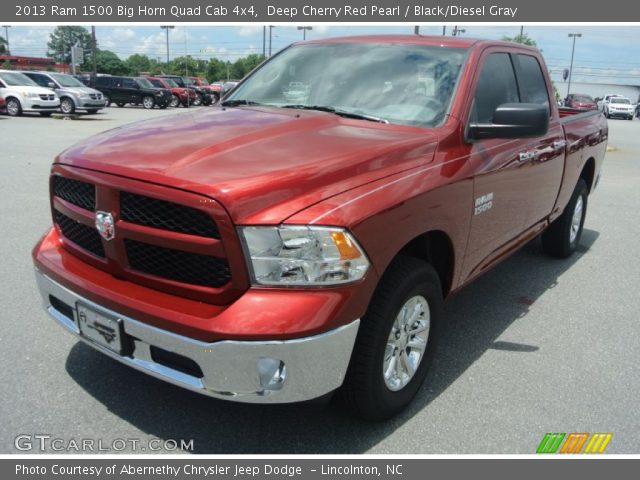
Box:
[220,99,263,107]
[281,105,389,124]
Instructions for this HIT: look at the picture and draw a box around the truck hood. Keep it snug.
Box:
[57,107,438,224]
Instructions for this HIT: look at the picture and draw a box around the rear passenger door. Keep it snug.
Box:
[511,53,565,229]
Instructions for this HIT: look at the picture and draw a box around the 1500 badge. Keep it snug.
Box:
[474,193,494,215]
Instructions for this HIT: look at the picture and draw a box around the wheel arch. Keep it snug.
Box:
[580,157,596,193]
[393,230,455,298]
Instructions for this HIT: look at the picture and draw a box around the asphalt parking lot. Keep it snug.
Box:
[1,107,639,454]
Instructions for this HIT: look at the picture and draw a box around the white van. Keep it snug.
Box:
[0,70,60,116]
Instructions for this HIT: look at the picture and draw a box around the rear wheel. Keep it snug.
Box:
[542,178,588,258]
[193,93,203,106]
[116,103,126,108]
[60,97,75,114]
[6,97,22,116]
[340,256,442,421]
[170,95,180,108]
[142,96,155,109]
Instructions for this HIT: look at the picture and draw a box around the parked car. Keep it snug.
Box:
[221,81,239,95]
[146,76,196,107]
[21,71,105,114]
[33,36,607,420]
[0,70,60,117]
[157,75,213,106]
[564,93,597,111]
[188,77,221,104]
[603,96,634,120]
[597,93,623,112]
[94,76,171,109]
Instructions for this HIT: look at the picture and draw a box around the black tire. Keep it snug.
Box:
[193,93,203,106]
[142,96,155,109]
[340,256,442,421]
[116,103,126,108]
[60,97,75,114]
[103,95,111,107]
[170,95,180,108]
[39,112,53,117]
[542,178,588,258]
[159,104,167,110]
[6,97,22,116]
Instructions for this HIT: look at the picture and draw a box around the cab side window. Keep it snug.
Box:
[472,53,520,124]
[122,78,136,88]
[516,54,550,114]
[32,74,51,88]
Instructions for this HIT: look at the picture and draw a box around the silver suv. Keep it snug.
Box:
[21,71,105,114]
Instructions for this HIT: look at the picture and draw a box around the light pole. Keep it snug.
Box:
[262,26,266,57]
[2,25,10,55]
[567,33,582,98]
[160,26,174,64]
[297,26,312,40]
[268,26,274,57]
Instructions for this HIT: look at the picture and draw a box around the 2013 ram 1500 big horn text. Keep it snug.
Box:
[33,36,607,420]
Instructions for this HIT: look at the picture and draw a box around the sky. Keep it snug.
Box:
[3,25,640,86]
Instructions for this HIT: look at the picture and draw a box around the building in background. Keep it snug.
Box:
[0,54,70,73]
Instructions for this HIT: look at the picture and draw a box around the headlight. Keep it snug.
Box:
[240,226,370,286]
[26,92,39,98]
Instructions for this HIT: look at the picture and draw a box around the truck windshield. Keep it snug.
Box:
[225,43,468,127]
[49,73,85,87]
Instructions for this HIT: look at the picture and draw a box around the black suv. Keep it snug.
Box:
[157,75,213,106]
[94,76,172,109]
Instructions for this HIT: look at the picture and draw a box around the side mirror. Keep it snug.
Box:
[468,103,549,140]
[47,82,57,89]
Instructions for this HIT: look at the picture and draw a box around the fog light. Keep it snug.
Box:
[258,358,286,392]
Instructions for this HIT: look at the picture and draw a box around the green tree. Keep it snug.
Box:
[205,58,228,82]
[0,35,6,54]
[47,26,93,64]
[125,54,152,75]
[229,54,266,80]
[168,55,200,76]
[2,59,11,70]
[501,33,537,47]
[90,49,128,75]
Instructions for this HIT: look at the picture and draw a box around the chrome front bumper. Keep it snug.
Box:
[35,269,359,403]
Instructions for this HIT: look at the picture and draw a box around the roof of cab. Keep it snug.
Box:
[299,35,539,52]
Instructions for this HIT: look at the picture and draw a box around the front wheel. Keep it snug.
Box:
[6,97,22,116]
[142,96,155,109]
[340,256,442,421]
[60,97,75,114]
[170,95,180,108]
[193,93,203,106]
[542,178,588,258]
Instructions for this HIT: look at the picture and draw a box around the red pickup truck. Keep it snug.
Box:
[33,36,606,420]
